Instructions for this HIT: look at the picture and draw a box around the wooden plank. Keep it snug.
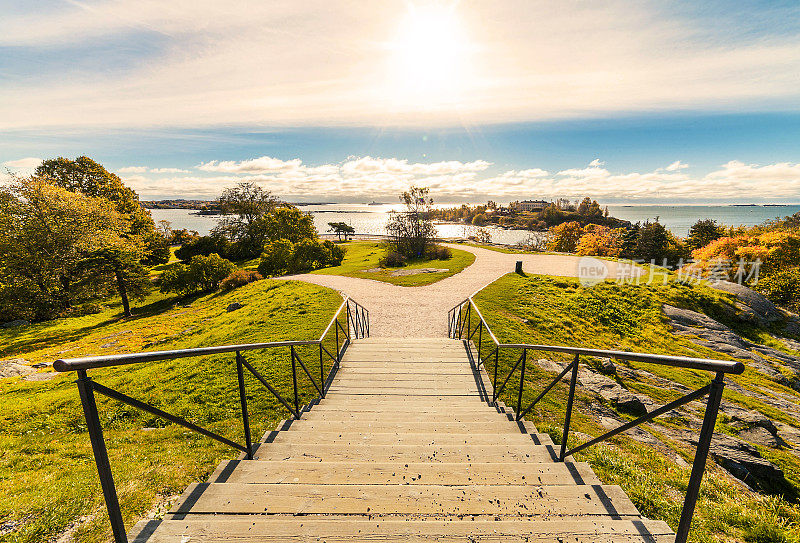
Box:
[270,431,548,446]
[251,442,557,462]
[170,483,641,517]
[283,420,539,434]
[209,460,601,485]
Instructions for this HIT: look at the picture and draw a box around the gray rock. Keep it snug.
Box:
[704,433,790,494]
[597,358,617,376]
[1,319,29,328]
[0,359,35,378]
[226,302,243,312]
[602,390,648,417]
[738,426,788,449]
[711,281,784,324]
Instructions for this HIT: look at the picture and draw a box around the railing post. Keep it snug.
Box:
[492,348,500,405]
[560,353,580,461]
[235,352,253,459]
[75,370,126,543]
[675,372,726,543]
[515,349,527,421]
[346,301,352,341]
[477,322,483,366]
[319,343,325,397]
[334,318,340,365]
[290,346,300,418]
[466,304,471,340]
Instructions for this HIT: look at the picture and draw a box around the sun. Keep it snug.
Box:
[386,3,473,108]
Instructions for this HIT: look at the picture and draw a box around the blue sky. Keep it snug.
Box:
[2,1,800,203]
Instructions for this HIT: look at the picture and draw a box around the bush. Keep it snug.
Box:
[425,245,452,260]
[379,251,407,268]
[754,268,800,311]
[257,239,295,277]
[160,253,236,295]
[175,235,230,261]
[220,270,263,291]
[547,221,583,252]
[257,238,344,277]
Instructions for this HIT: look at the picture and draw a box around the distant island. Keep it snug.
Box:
[141,199,333,210]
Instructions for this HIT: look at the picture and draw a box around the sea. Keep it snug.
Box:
[149,204,800,247]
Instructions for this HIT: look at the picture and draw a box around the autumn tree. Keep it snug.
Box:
[0,177,125,321]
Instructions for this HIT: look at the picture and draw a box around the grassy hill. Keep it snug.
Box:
[472,273,800,542]
[0,279,343,543]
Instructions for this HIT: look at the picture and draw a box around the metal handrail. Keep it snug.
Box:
[448,296,743,543]
[55,295,369,543]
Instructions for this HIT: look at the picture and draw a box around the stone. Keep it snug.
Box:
[597,358,617,376]
[227,302,243,312]
[602,390,648,417]
[738,426,788,449]
[1,319,29,328]
[389,268,448,277]
[704,433,790,494]
[0,359,35,378]
[710,281,784,324]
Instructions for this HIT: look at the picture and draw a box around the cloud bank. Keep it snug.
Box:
[77,155,800,204]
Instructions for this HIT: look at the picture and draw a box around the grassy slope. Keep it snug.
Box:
[0,280,343,543]
[311,241,476,286]
[473,273,800,543]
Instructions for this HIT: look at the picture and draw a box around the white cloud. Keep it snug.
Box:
[120,156,800,203]
[118,166,149,173]
[665,160,689,171]
[150,167,189,173]
[706,160,800,181]
[588,159,604,167]
[2,2,800,129]
[197,157,303,173]
[3,157,42,168]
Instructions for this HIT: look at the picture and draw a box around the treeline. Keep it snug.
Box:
[546,214,800,311]
[431,197,630,231]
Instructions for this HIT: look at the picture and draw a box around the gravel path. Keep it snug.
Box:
[283,245,639,337]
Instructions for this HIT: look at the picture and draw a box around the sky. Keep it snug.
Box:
[2,0,800,204]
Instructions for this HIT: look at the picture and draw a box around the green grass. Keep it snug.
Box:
[311,241,476,286]
[0,279,344,543]
[471,273,800,542]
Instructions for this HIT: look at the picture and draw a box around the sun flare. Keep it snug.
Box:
[386,3,473,108]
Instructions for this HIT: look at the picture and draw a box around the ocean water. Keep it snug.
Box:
[149,203,800,245]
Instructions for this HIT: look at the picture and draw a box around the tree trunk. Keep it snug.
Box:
[114,268,131,317]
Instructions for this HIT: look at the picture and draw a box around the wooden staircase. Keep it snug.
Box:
[130,337,674,542]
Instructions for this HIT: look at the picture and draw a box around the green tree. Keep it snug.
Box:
[79,244,150,317]
[261,207,317,243]
[257,240,295,277]
[160,253,236,295]
[0,176,124,321]
[686,219,725,251]
[386,186,437,259]
[328,221,355,241]
[213,182,279,252]
[36,156,154,235]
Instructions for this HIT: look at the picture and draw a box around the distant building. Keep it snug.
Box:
[511,200,550,212]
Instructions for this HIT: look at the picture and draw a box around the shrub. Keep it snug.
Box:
[220,270,263,291]
[291,238,344,272]
[257,238,344,277]
[379,251,407,268]
[175,235,230,261]
[547,221,583,252]
[160,253,236,295]
[754,268,800,311]
[425,245,452,260]
[257,239,295,277]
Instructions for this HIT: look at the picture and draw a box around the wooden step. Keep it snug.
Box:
[170,482,640,517]
[280,420,539,434]
[208,460,601,485]
[252,442,558,462]
[132,518,674,543]
[268,431,552,446]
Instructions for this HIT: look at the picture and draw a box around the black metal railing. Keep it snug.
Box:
[448,297,743,543]
[54,296,369,543]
